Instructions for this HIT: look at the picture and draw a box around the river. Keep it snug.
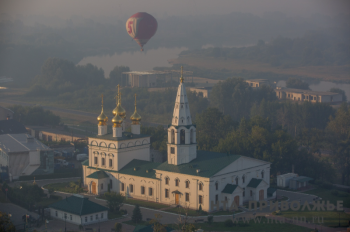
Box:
[78,47,187,78]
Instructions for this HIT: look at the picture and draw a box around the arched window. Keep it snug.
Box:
[175,178,180,187]
[165,177,169,185]
[180,129,185,144]
[190,129,193,143]
[261,170,264,179]
[185,180,190,188]
[199,182,203,191]
[242,175,245,184]
[235,177,238,185]
[215,182,218,190]
[171,129,175,144]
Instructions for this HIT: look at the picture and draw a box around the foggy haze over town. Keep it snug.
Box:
[0,1,349,232]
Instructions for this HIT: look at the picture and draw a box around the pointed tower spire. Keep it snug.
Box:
[97,94,108,135]
[131,94,141,134]
[171,66,192,126]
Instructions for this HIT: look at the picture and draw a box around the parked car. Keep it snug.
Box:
[76,153,88,161]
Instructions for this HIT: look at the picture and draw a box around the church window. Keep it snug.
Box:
[235,177,238,185]
[199,183,203,191]
[180,130,185,144]
[171,130,175,143]
[55,211,57,217]
[225,196,227,202]
[141,186,145,195]
[101,184,103,190]
[215,194,218,203]
[101,213,104,219]
[243,188,245,197]
[215,182,218,190]
[185,193,189,202]
[96,214,98,220]
[250,190,253,196]
[149,188,153,196]
[261,171,264,179]
[242,175,245,184]
[165,189,169,198]
[181,104,183,108]
[185,180,190,188]
[129,184,134,193]
[165,177,169,185]
[171,147,175,154]
[94,157,98,165]
[85,217,87,222]
[102,158,105,166]
[199,195,203,204]
[175,179,180,186]
[90,215,93,221]
[121,183,125,191]
[109,159,112,167]
[190,129,193,143]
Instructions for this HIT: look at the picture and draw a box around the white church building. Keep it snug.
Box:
[83,68,271,212]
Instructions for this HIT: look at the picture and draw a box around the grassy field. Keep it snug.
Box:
[108,211,125,220]
[124,198,169,210]
[44,181,83,194]
[304,188,350,208]
[36,196,62,208]
[170,56,350,83]
[185,219,311,232]
[282,209,350,227]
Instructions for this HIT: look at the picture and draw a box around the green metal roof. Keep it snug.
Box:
[155,150,241,178]
[86,170,109,179]
[291,176,313,183]
[81,159,89,166]
[222,184,239,194]
[89,132,149,142]
[247,178,263,188]
[118,160,159,179]
[49,195,108,216]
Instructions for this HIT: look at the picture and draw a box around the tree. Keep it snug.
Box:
[104,192,125,212]
[109,65,130,86]
[132,205,142,223]
[150,214,166,232]
[114,222,122,232]
[9,105,60,126]
[207,215,213,225]
[0,211,15,232]
[329,88,347,102]
[286,78,309,90]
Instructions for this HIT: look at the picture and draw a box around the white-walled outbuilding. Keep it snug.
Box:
[49,194,108,226]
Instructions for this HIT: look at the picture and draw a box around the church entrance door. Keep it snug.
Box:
[259,190,264,200]
[175,193,180,205]
[234,196,239,206]
[92,182,97,195]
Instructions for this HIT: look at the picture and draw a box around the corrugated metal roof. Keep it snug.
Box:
[0,134,50,153]
[247,178,263,188]
[86,170,109,179]
[49,195,108,215]
[222,184,238,194]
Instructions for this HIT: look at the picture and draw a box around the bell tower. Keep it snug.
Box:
[167,67,197,165]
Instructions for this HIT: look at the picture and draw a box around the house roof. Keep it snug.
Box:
[81,159,89,166]
[222,184,239,194]
[49,195,108,216]
[0,133,50,153]
[291,176,313,183]
[86,170,109,179]
[0,120,27,135]
[247,178,263,188]
[87,159,159,179]
[155,150,241,178]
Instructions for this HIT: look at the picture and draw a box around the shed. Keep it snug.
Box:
[289,176,313,190]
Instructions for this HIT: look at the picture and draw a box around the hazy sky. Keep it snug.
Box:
[1,0,349,22]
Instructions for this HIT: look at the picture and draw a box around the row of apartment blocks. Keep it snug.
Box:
[245,79,343,104]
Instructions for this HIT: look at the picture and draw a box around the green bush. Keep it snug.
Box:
[131,205,142,223]
[224,219,234,227]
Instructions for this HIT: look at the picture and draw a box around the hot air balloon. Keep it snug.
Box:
[126,12,158,51]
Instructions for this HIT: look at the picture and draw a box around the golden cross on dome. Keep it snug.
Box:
[134,94,137,109]
[180,66,184,83]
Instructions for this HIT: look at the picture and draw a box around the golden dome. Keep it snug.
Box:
[113,85,126,118]
[130,94,141,124]
[97,94,108,125]
[112,114,123,127]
